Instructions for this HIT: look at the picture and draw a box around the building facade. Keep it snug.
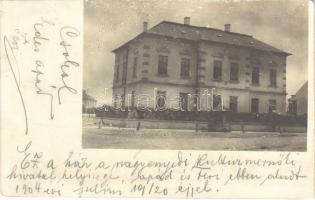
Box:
[112,18,290,114]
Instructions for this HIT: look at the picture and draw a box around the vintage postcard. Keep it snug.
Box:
[0,0,314,198]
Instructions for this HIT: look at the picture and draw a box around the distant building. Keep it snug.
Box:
[295,81,308,115]
[287,95,297,114]
[82,90,97,113]
[112,18,290,113]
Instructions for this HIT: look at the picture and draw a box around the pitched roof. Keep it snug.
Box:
[113,21,291,55]
[296,81,308,95]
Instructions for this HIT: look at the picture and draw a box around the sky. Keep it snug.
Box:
[84,0,308,105]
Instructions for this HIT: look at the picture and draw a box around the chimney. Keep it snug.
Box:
[143,21,148,32]
[224,24,231,32]
[184,17,190,25]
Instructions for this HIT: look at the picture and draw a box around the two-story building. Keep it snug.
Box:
[112,17,290,113]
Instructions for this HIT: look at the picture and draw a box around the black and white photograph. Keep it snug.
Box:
[82,0,308,151]
[2,0,315,198]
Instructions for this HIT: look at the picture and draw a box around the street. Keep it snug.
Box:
[82,127,306,151]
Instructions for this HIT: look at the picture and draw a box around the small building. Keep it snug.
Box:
[82,90,97,113]
[112,18,290,114]
[295,81,308,115]
[287,95,297,114]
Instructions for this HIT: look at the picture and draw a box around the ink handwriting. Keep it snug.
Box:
[6,149,307,197]
[58,26,80,104]
[3,36,29,135]
[31,60,55,119]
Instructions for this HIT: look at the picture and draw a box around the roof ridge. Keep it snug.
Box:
[159,20,253,38]
[113,20,290,55]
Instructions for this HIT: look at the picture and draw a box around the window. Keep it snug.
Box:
[251,98,259,113]
[229,96,238,112]
[288,99,297,114]
[133,57,137,78]
[213,61,222,80]
[131,91,135,107]
[213,95,222,110]
[268,99,276,113]
[115,64,119,83]
[122,62,127,84]
[180,58,190,78]
[156,91,166,109]
[252,67,260,85]
[179,93,188,111]
[158,55,168,76]
[121,94,125,107]
[113,94,122,108]
[114,55,120,83]
[230,63,239,81]
[270,69,277,86]
[113,95,118,108]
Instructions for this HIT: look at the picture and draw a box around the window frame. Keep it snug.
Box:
[269,68,277,87]
[230,62,239,82]
[122,62,127,84]
[179,92,189,111]
[213,60,222,81]
[252,67,260,85]
[251,98,259,113]
[158,55,168,76]
[213,94,222,110]
[268,99,277,113]
[180,58,190,78]
[132,57,138,78]
[156,90,167,109]
[229,96,238,112]
[115,64,120,83]
[131,91,135,107]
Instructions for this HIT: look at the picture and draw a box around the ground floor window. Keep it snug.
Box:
[156,90,167,110]
[251,98,259,113]
[269,99,277,113]
[213,95,222,110]
[131,91,135,107]
[113,94,123,109]
[179,93,189,111]
[229,96,238,112]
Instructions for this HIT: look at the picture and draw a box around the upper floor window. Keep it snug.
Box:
[213,60,222,80]
[122,62,127,84]
[252,67,260,85]
[133,57,137,78]
[115,64,120,83]
[158,55,168,76]
[270,69,277,86]
[230,63,239,82]
[180,58,190,78]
